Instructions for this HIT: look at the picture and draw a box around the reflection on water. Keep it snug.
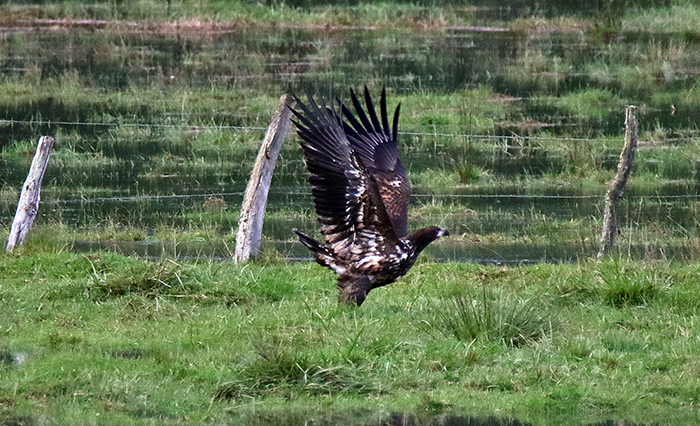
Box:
[2,24,698,142]
[0,349,27,366]
[367,413,648,426]
[366,414,641,426]
[0,412,650,426]
[356,413,533,426]
[2,23,700,262]
[221,411,649,426]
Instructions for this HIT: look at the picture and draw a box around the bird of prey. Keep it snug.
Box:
[291,87,449,306]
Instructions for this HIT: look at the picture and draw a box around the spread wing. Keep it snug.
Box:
[341,87,410,238]
[290,92,401,261]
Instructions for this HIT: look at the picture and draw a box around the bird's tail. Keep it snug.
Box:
[293,228,323,251]
[292,229,336,270]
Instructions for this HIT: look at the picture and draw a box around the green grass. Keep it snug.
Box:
[429,288,551,347]
[0,0,694,34]
[0,0,470,30]
[623,3,700,35]
[3,248,700,424]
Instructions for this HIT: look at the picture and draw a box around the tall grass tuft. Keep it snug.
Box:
[88,256,192,299]
[595,263,668,307]
[430,287,551,347]
[214,338,376,401]
[456,161,483,184]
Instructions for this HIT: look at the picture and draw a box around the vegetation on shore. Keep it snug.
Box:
[0,0,699,36]
[2,248,700,425]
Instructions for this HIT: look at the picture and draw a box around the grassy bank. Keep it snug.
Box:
[0,0,698,35]
[2,247,700,425]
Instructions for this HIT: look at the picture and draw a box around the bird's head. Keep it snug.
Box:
[407,226,449,252]
[424,226,450,239]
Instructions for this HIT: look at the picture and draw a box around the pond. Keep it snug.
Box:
[224,412,648,426]
[2,21,700,262]
[0,410,650,426]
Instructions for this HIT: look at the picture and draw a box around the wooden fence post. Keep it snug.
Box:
[234,95,296,263]
[598,106,638,258]
[6,136,55,253]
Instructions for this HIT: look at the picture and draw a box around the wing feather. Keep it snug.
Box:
[291,92,399,262]
[363,87,384,138]
[341,87,411,237]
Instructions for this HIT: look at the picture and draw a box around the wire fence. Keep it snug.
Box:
[3,115,700,208]
[32,191,700,206]
[3,117,700,144]
[2,113,700,262]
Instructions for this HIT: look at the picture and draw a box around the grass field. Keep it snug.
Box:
[2,247,700,425]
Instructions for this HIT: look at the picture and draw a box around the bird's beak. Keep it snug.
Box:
[440,228,450,237]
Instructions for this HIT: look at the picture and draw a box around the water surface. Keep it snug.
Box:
[1,23,699,262]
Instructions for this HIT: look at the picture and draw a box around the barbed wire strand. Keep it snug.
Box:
[3,118,700,206]
[32,191,700,206]
[2,118,699,143]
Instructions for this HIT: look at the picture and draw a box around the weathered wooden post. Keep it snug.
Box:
[598,106,638,258]
[6,136,55,253]
[234,95,296,263]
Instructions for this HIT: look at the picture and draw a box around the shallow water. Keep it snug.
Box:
[1,22,700,262]
[0,409,648,426]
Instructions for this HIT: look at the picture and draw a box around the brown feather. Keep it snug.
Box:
[291,88,448,306]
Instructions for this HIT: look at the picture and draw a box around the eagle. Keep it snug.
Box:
[291,87,449,306]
